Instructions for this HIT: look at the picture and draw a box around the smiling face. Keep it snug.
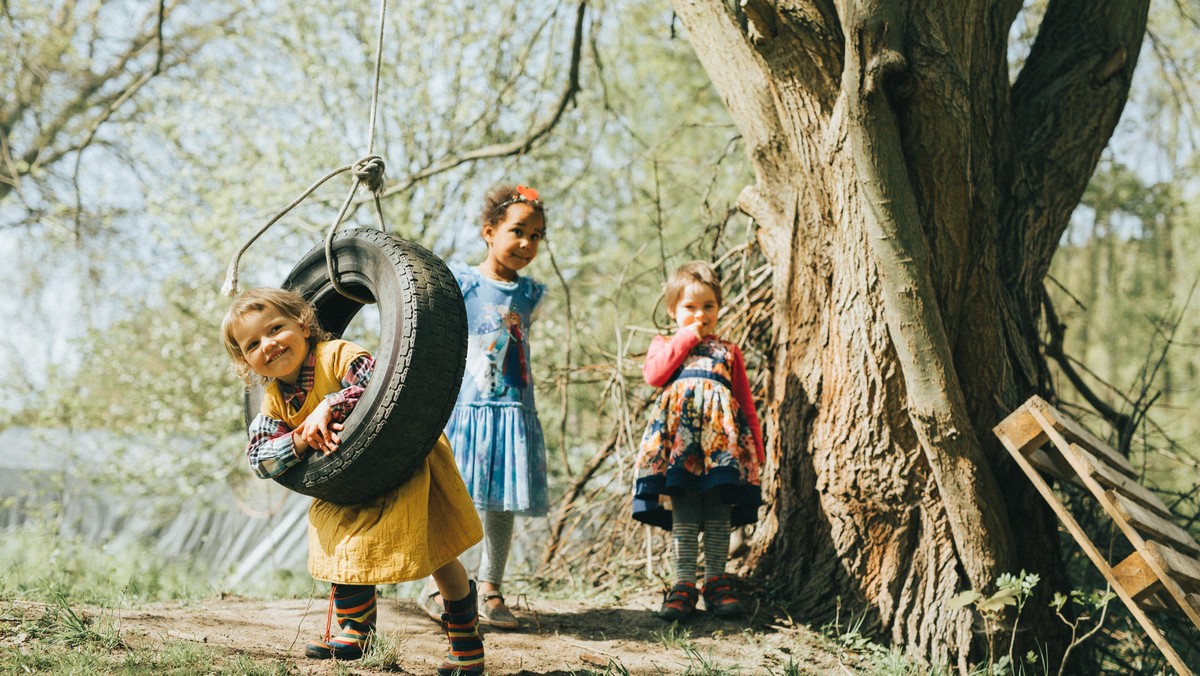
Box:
[482,202,545,280]
[669,281,720,338]
[230,308,311,384]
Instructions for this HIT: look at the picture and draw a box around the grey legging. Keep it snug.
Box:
[477,510,515,586]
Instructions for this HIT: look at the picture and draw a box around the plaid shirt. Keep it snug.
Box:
[245,350,374,479]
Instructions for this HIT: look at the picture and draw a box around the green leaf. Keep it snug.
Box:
[947,590,980,610]
[1050,592,1068,611]
[978,591,1017,613]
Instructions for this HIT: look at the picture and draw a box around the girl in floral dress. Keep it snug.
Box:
[634,261,764,621]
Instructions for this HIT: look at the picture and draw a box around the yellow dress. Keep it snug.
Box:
[264,340,483,585]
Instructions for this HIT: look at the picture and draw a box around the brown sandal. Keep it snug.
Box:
[417,587,444,623]
[478,592,520,630]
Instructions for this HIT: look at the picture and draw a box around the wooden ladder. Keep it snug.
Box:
[994,395,1200,675]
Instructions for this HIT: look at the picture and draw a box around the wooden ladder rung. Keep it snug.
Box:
[993,406,1074,480]
[1112,542,1200,618]
[1113,550,1163,601]
[1026,396,1138,479]
[994,404,1050,454]
[1107,490,1200,558]
[1067,443,1173,519]
[1145,540,1200,591]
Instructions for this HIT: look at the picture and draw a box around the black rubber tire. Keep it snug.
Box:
[243,228,466,504]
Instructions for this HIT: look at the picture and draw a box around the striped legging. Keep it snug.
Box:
[670,490,732,583]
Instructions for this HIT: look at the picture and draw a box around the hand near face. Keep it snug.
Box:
[680,316,710,339]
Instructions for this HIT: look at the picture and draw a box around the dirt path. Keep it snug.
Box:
[113,590,852,674]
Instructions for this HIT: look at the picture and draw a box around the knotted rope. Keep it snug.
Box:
[222,0,391,303]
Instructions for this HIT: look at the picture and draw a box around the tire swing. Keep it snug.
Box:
[240,230,466,504]
[223,0,465,505]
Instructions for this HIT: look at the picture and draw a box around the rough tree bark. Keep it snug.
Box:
[668,0,1149,666]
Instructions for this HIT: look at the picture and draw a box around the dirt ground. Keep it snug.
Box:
[109,589,853,675]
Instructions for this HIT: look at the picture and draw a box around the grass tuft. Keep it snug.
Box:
[654,622,695,649]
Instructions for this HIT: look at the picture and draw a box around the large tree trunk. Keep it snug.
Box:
[668,0,1149,666]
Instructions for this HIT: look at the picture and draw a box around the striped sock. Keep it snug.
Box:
[672,522,700,584]
[438,580,485,675]
[305,584,376,660]
[701,520,731,578]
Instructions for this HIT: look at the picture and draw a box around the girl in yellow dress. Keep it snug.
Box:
[222,287,485,674]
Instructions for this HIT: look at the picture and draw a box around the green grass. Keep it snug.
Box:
[356,630,409,671]
[0,525,321,605]
[679,645,742,675]
[654,622,695,650]
[0,641,302,675]
[0,595,299,675]
[0,526,319,674]
[0,527,217,606]
[514,568,651,607]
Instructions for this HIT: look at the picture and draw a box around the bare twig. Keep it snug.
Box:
[378,0,588,199]
[1042,289,1134,447]
[546,239,575,477]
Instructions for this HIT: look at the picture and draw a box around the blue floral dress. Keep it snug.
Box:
[444,263,549,516]
[633,335,763,530]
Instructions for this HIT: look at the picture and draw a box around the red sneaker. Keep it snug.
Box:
[656,581,699,621]
[701,574,746,618]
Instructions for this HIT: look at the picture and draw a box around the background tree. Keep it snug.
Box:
[0,0,237,398]
[665,0,1150,665]
[6,0,1200,670]
[1,0,748,517]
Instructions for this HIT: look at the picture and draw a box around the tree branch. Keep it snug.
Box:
[0,0,203,206]
[1041,289,1133,437]
[1003,0,1150,297]
[539,398,651,571]
[843,0,1014,592]
[378,0,587,199]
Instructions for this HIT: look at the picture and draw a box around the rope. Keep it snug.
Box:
[365,0,387,157]
[222,0,391,301]
[323,156,386,304]
[323,583,336,644]
[221,161,359,297]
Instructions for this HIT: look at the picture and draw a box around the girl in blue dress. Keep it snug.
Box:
[420,183,548,630]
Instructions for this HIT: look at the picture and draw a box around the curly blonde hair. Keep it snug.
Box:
[220,287,331,386]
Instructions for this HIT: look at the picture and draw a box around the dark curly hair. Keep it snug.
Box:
[480,182,546,231]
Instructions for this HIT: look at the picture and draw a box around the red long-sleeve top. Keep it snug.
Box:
[642,330,765,463]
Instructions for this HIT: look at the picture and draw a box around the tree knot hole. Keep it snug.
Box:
[866,50,913,102]
[1092,46,1127,86]
[740,0,779,42]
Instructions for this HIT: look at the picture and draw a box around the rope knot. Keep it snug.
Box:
[353,155,386,195]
